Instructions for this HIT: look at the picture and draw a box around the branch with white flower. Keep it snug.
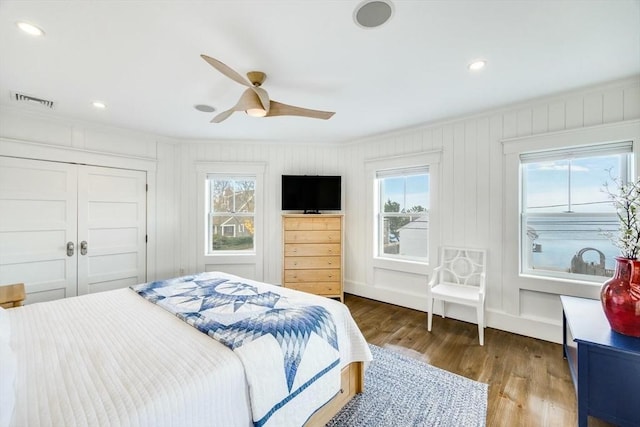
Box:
[602,176,640,259]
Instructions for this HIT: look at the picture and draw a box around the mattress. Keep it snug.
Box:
[5,272,371,426]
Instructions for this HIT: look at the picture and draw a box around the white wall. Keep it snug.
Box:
[341,76,640,342]
[0,105,181,283]
[2,76,639,343]
[176,141,342,284]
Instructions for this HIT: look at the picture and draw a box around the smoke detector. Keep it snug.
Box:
[11,92,55,109]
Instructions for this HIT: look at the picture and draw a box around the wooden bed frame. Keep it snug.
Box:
[0,282,25,308]
[305,361,364,426]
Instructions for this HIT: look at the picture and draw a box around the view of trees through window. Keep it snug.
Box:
[378,171,429,261]
[207,176,255,252]
[521,150,630,279]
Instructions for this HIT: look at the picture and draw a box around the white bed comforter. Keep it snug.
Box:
[131,272,341,427]
[5,272,371,427]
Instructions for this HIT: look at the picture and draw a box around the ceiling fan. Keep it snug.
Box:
[201,55,335,123]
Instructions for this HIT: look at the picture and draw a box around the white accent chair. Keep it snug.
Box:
[427,247,487,345]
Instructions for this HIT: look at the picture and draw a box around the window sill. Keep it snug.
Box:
[520,272,605,287]
[203,252,257,264]
[518,273,604,298]
[373,256,428,275]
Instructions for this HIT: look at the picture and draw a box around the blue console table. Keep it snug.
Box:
[561,295,640,427]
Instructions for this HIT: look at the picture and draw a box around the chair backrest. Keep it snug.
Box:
[437,247,487,289]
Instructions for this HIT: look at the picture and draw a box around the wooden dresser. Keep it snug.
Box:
[282,214,343,301]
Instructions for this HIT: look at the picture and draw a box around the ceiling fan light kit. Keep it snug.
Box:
[240,88,267,117]
[200,54,335,123]
[246,108,267,117]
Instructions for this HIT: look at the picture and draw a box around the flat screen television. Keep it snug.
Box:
[281,175,341,213]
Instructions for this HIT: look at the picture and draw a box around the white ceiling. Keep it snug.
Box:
[0,0,639,143]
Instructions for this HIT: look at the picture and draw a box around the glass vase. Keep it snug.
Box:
[600,256,640,337]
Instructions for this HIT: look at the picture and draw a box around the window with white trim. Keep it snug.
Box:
[520,141,632,281]
[376,166,429,262]
[206,175,255,253]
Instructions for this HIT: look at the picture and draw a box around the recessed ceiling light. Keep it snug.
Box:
[194,104,216,113]
[468,60,487,71]
[92,101,106,109]
[16,21,44,37]
[354,0,394,29]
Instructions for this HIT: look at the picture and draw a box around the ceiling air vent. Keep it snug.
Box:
[11,92,55,109]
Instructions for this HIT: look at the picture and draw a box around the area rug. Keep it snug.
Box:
[326,344,487,427]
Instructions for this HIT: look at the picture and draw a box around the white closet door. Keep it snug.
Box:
[0,157,78,302]
[77,166,147,295]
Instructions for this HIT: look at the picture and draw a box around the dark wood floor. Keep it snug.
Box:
[344,294,614,427]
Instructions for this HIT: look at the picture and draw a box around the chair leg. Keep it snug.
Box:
[440,300,445,318]
[477,305,485,346]
[427,296,433,332]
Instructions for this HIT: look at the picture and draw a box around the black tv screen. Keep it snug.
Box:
[282,175,341,213]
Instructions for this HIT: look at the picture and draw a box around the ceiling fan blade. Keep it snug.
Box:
[251,86,270,113]
[211,108,235,123]
[201,54,251,87]
[266,101,335,120]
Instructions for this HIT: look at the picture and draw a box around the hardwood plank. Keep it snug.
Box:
[344,294,615,427]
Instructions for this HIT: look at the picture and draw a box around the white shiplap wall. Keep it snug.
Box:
[1,76,639,343]
[176,141,342,284]
[0,105,180,284]
[341,76,640,342]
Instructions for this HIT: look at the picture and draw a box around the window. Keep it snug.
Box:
[206,175,255,253]
[520,142,632,281]
[376,166,429,262]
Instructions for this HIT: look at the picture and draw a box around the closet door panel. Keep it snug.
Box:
[0,157,78,302]
[77,166,147,295]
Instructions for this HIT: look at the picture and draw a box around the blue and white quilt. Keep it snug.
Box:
[131,272,341,427]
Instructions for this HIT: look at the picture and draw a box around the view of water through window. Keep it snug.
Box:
[522,151,630,279]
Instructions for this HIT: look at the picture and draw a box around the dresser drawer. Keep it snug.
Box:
[284,216,341,231]
[282,214,343,301]
[284,243,341,257]
[284,230,340,243]
[284,281,341,296]
[284,256,340,270]
[284,269,340,283]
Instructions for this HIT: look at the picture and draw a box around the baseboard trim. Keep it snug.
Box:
[344,280,562,344]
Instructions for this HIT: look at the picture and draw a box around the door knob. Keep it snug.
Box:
[66,241,74,257]
[80,241,88,255]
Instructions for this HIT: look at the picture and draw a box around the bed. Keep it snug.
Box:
[0,272,372,427]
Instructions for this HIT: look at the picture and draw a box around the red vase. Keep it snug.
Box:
[600,256,640,337]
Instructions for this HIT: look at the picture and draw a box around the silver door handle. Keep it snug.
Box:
[80,241,88,256]
[66,241,74,257]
